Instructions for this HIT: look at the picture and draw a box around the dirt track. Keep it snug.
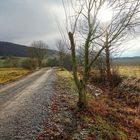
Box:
[0,68,56,140]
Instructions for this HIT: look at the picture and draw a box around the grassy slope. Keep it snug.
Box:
[56,69,140,140]
[0,68,30,84]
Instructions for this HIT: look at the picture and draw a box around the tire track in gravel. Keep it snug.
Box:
[0,68,47,110]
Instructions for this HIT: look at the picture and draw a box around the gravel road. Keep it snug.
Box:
[0,68,56,140]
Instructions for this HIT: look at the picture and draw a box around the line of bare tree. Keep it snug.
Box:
[56,39,67,68]
[28,40,48,69]
[56,39,73,70]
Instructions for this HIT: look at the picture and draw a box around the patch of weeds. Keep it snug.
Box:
[82,115,93,123]
[92,115,115,139]
[117,129,128,140]
[56,69,78,104]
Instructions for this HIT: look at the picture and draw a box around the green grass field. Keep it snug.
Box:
[0,57,27,68]
[0,59,5,67]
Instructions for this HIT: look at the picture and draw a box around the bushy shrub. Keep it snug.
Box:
[111,67,122,87]
[89,67,122,87]
[21,58,38,70]
[46,57,59,67]
[46,55,72,70]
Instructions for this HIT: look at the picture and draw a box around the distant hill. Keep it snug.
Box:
[113,56,140,66]
[0,41,58,57]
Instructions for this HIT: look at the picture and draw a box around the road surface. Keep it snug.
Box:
[0,68,56,140]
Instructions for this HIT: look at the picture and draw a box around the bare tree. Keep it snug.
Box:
[29,40,48,68]
[62,0,107,109]
[99,0,140,86]
[56,39,67,68]
[62,0,140,109]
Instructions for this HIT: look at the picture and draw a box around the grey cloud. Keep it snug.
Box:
[0,0,60,47]
[0,0,139,56]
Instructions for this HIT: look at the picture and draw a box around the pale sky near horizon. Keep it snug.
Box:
[0,0,140,57]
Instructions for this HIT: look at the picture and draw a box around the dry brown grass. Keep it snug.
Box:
[0,68,30,84]
[118,66,140,78]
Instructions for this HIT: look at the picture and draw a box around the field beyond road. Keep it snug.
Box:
[0,68,30,84]
[118,66,140,78]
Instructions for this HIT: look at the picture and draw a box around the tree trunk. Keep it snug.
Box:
[105,46,112,86]
[105,30,112,87]
[77,81,87,110]
[68,32,87,109]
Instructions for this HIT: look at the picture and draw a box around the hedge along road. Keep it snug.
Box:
[0,68,56,140]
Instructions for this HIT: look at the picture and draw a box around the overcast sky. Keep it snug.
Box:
[0,0,140,57]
